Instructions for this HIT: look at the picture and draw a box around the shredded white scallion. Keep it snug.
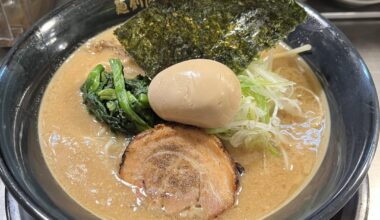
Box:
[273,44,312,59]
[279,145,290,170]
[207,44,314,159]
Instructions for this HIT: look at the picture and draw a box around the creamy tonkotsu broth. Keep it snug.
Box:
[39,27,330,219]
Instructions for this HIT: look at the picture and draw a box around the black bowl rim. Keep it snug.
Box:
[0,2,79,220]
[0,1,378,220]
[300,5,379,219]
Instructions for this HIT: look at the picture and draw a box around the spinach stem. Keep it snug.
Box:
[110,59,151,131]
[85,64,104,92]
[97,89,117,101]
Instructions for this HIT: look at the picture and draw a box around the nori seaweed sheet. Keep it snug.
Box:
[115,0,307,77]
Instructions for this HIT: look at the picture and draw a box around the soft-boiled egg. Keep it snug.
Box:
[148,59,241,128]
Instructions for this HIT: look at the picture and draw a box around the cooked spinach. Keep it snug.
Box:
[115,0,306,77]
[81,59,160,135]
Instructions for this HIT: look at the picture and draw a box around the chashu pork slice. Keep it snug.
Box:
[119,124,238,219]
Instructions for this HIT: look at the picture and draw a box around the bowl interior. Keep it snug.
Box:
[0,1,378,219]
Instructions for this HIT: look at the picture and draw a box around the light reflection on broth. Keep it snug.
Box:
[38,27,330,219]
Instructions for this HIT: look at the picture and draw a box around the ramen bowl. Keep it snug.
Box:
[0,0,378,219]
